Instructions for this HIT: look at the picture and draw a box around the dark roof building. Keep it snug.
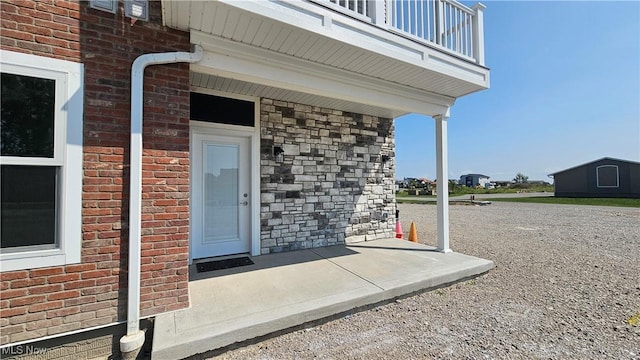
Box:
[458,174,490,187]
[550,157,640,198]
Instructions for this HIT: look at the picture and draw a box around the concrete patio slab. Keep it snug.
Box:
[151,238,494,359]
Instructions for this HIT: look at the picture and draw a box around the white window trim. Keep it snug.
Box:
[596,165,619,188]
[0,50,84,271]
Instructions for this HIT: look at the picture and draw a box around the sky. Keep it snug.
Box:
[394,1,640,182]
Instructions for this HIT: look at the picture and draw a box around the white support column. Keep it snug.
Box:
[435,110,452,253]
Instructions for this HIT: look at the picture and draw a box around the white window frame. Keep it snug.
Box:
[596,165,619,188]
[0,50,83,271]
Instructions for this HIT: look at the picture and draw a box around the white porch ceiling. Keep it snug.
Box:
[190,72,405,119]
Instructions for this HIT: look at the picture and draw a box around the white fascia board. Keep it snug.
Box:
[191,31,454,116]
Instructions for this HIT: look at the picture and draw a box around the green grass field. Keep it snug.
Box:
[485,197,640,208]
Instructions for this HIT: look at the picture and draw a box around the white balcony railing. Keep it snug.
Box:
[321,0,485,65]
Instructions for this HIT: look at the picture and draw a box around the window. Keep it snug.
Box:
[596,165,619,188]
[1,51,83,271]
[190,92,255,127]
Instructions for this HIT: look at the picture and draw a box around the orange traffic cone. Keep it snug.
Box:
[395,210,403,239]
[408,222,418,242]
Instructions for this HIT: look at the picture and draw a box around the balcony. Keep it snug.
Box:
[162,0,489,117]
[317,0,485,65]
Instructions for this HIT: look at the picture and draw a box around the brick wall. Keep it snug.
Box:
[0,1,191,345]
[259,99,396,254]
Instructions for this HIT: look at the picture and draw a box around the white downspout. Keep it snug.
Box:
[120,45,203,357]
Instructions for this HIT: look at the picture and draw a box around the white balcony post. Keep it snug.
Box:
[435,110,451,253]
[436,0,445,46]
[472,3,486,66]
[370,0,387,27]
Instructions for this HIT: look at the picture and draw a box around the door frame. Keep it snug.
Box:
[189,88,261,263]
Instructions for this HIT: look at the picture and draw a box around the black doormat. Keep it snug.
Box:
[196,256,254,273]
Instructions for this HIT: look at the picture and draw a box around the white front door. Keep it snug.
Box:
[191,132,251,259]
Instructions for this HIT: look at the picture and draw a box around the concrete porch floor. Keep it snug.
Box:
[151,238,494,359]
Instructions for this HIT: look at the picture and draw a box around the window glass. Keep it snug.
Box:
[190,92,255,127]
[1,165,57,249]
[1,72,56,158]
[597,165,618,188]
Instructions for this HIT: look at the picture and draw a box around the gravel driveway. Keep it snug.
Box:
[211,202,639,359]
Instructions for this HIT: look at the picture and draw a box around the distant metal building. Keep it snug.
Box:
[550,157,640,198]
[459,174,490,188]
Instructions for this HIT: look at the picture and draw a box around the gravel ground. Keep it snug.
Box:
[211,202,640,359]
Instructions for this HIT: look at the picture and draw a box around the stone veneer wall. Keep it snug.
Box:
[259,99,396,254]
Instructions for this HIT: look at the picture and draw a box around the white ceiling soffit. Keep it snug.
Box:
[190,72,407,119]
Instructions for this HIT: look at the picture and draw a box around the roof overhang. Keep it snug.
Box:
[162,0,490,117]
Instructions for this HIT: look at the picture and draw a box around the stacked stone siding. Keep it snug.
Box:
[259,99,396,254]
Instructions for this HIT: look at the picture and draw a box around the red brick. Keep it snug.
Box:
[81,270,112,280]
[35,2,71,16]
[0,28,34,41]
[47,273,81,283]
[83,208,113,216]
[3,12,34,25]
[48,290,80,301]
[141,264,165,272]
[55,1,80,11]
[51,14,78,27]
[0,2,19,14]
[82,223,113,231]
[81,286,112,296]
[10,295,46,307]
[66,264,96,273]
[29,267,64,277]
[0,271,29,281]
[64,279,96,290]
[10,278,46,289]
[154,213,179,220]
[28,284,63,295]
[0,289,28,300]
[97,231,121,239]
[95,276,119,286]
[29,300,64,313]
[0,306,27,317]
[35,34,69,47]
[83,193,112,200]
[51,47,80,58]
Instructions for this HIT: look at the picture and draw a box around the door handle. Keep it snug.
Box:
[240,201,249,206]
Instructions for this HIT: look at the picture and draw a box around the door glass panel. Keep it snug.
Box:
[204,143,239,242]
